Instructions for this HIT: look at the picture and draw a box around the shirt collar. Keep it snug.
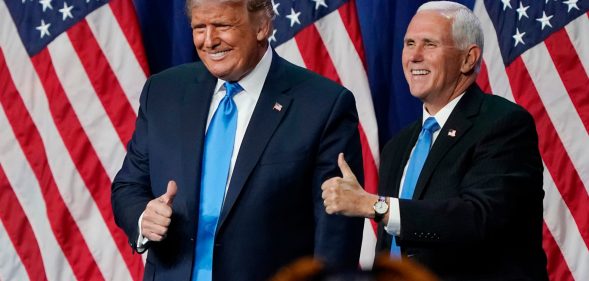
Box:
[422,92,465,128]
[214,46,273,95]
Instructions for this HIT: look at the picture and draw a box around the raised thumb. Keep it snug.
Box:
[161,180,177,206]
[338,153,357,181]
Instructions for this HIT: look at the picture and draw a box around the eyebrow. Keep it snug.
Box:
[404,38,440,44]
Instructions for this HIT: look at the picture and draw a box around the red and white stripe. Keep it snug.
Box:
[474,2,589,280]
[0,0,147,280]
[275,0,379,268]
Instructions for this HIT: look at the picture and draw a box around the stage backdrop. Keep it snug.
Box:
[0,0,587,280]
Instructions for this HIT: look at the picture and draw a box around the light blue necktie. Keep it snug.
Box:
[193,81,242,281]
[390,117,440,258]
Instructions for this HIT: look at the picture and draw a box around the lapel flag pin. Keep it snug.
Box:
[273,102,283,112]
[448,129,457,137]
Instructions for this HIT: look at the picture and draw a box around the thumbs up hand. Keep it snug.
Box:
[321,153,378,218]
[159,180,177,206]
[141,180,178,241]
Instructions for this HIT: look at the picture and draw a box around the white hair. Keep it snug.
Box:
[417,1,484,72]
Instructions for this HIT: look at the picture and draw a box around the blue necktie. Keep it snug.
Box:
[390,117,440,257]
[193,82,242,281]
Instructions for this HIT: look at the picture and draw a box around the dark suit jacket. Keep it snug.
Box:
[112,53,364,281]
[376,84,548,281]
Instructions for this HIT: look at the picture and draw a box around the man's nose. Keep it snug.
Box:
[408,45,424,62]
[204,26,219,48]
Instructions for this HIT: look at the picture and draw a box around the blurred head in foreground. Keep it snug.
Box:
[271,254,439,281]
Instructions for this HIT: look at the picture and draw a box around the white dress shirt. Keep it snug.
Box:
[137,46,273,249]
[385,93,465,236]
[208,47,272,191]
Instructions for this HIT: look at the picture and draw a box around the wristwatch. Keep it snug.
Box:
[373,196,389,223]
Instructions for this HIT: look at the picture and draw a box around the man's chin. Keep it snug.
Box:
[212,72,243,82]
[204,66,232,80]
[408,88,432,100]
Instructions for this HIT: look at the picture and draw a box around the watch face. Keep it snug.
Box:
[374,201,388,214]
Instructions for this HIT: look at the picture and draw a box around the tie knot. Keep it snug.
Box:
[422,117,440,133]
[224,81,243,98]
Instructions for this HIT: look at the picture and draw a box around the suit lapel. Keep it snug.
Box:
[181,66,216,224]
[217,55,292,229]
[392,124,421,197]
[412,84,484,199]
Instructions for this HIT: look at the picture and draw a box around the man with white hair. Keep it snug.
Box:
[321,1,548,280]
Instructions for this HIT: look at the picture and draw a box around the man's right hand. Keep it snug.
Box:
[141,180,177,241]
[321,153,378,218]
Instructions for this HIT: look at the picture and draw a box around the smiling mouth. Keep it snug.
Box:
[411,69,430,75]
[207,50,230,60]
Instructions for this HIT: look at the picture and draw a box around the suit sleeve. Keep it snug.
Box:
[398,108,544,247]
[312,88,364,268]
[111,78,155,251]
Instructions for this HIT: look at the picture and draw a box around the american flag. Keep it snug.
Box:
[0,0,380,279]
[0,0,147,280]
[270,0,380,268]
[5,0,587,280]
[474,0,589,280]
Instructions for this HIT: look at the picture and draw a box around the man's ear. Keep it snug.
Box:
[256,15,272,42]
[461,44,482,73]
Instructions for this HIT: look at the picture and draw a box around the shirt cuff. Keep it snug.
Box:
[137,212,149,252]
[384,197,401,236]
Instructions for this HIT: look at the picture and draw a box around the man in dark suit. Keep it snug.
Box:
[111,0,364,280]
[321,1,548,280]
